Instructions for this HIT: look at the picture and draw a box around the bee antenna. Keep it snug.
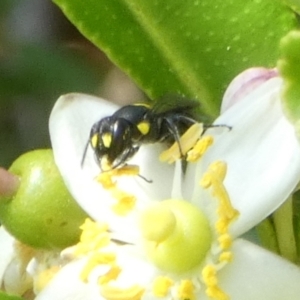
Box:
[81,139,90,168]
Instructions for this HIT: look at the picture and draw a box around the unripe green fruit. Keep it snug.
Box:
[0,149,88,249]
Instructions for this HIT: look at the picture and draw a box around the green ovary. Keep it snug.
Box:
[140,199,212,273]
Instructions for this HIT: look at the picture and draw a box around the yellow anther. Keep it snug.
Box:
[34,266,60,293]
[97,172,117,189]
[215,218,231,235]
[208,161,227,181]
[97,165,139,189]
[152,276,173,297]
[200,162,237,300]
[177,280,195,300]
[160,123,204,163]
[80,252,116,282]
[202,265,229,300]
[140,204,176,243]
[187,135,214,162]
[91,133,99,148]
[200,161,239,223]
[96,165,138,215]
[98,265,122,285]
[114,165,140,177]
[137,120,150,135]
[218,251,233,263]
[206,286,230,300]
[202,265,218,286]
[111,189,136,216]
[79,218,108,238]
[102,132,112,148]
[218,233,232,250]
[100,284,145,300]
[75,219,110,256]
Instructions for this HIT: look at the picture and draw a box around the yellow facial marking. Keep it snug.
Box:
[137,120,150,135]
[102,132,112,148]
[91,133,99,148]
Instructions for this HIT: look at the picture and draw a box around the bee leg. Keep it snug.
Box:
[163,118,185,158]
[203,124,232,132]
[138,173,153,183]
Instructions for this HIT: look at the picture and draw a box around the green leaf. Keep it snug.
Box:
[0,44,102,101]
[0,291,24,300]
[283,0,300,14]
[277,30,300,124]
[53,0,296,117]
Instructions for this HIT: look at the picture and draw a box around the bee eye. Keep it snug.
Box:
[102,132,112,148]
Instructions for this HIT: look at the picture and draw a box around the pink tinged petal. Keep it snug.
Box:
[221,68,278,113]
[49,94,174,242]
[218,239,300,299]
[190,77,300,236]
[0,227,15,283]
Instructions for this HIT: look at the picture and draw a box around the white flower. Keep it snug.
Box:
[2,68,300,299]
[43,68,300,299]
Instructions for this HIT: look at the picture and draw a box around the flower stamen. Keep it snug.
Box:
[202,265,229,300]
[80,252,116,282]
[98,265,122,285]
[73,219,123,286]
[75,218,110,256]
[187,135,214,162]
[99,284,145,300]
[96,166,138,216]
[200,161,239,300]
[152,276,174,297]
[159,123,204,163]
[177,279,195,300]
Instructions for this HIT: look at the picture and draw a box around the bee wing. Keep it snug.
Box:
[151,94,200,117]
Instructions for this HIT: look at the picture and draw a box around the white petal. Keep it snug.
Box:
[221,68,278,112]
[35,259,102,300]
[218,239,300,299]
[49,94,174,242]
[36,245,156,300]
[0,227,15,284]
[187,77,300,236]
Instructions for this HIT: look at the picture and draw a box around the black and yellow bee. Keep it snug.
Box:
[82,95,205,170]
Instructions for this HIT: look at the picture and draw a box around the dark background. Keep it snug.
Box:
[0,0,143,168]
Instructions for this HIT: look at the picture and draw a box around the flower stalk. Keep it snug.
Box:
[273,196,297,263]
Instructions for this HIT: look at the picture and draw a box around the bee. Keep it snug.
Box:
[82,95,207,171]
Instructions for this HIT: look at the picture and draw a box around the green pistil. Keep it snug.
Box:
[140,199,212,273]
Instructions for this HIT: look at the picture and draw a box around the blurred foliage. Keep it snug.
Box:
[0,0,111,167]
